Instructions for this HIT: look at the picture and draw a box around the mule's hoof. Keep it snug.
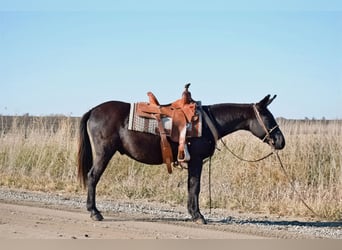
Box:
[193,217,207,225]
[91,212,104,221]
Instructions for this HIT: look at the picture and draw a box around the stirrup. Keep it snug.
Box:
[177,146,191,162]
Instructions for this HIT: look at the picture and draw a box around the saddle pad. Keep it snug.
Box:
[128,103,202,138]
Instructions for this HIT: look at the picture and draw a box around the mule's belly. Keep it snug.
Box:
[119,130,169,165]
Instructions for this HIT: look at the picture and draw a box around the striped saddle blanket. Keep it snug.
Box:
[128,103,202,138]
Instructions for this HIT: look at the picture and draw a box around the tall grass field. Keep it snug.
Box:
[0,115,341,220]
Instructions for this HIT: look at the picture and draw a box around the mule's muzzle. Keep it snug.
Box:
[269,130,285,150]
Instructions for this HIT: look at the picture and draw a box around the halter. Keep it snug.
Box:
[252,104,279,145]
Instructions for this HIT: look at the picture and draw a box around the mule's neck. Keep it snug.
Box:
[206,103,254,139]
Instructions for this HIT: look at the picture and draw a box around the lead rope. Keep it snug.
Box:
[208,156,212,214]
[273,150,319,217]
[205,104,318,217]
[221,140,319,217]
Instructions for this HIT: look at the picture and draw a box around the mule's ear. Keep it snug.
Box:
[257,94,277,108]
[267,94,277,106]
[257,95,271,108]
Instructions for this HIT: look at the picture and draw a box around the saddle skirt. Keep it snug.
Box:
[128,102,202,139]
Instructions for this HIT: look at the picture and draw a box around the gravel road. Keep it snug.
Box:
[0,187,341,239]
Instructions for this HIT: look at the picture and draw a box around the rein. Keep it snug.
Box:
[211,104,319,217]
[220,139,274,162]
[218,104,277,163]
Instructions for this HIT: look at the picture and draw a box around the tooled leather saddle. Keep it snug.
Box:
[135,83,199,173]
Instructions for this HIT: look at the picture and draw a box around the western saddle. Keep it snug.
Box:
[135,83,197,174]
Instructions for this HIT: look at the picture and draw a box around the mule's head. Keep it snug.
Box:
[249,95,285,150]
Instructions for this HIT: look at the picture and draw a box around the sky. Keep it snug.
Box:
[1,1,341,119]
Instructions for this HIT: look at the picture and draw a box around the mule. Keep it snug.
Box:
[78,94,285,223]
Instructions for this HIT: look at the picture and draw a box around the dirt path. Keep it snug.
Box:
[0,188,341,239]
[0,202,266,239]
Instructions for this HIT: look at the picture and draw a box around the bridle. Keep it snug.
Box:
[252,104,279,147]
[248,105,318,216]
[206,103,318,217]
[202,104,279,150]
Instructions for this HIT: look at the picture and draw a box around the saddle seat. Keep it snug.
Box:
[135,84,197,173]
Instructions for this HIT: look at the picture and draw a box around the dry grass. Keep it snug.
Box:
[0,116,341,220]
[208,121,342,220]
[0,116,78,192]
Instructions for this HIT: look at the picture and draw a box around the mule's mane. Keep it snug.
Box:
[206,103,254,137]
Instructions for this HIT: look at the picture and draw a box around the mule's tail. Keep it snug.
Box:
[77,110,93,188]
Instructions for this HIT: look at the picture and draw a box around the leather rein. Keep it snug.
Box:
[220,104,278,163]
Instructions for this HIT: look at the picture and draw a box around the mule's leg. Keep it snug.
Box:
[187,158,206,224]
[86,150,114,221]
